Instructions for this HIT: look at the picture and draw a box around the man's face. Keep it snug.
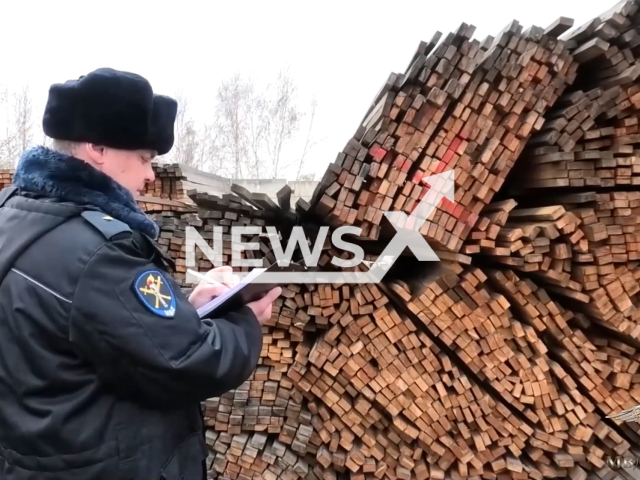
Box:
[86,146,156,197]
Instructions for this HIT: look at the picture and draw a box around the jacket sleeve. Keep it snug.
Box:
[68,239,264,408]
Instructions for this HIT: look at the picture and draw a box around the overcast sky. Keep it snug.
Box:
[0,0,612,179]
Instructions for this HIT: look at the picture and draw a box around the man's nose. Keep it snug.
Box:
[146,165,155,183]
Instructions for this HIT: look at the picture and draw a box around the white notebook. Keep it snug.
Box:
[196,267,267,318]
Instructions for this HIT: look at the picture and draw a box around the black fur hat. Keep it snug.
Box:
[42,68,178,156]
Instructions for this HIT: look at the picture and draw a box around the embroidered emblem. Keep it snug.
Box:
[133,270,176,317]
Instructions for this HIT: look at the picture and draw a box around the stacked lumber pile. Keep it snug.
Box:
[195,187,316,480]
[386,263,633,478]
[137,163,198,286]
[464,198,640,339]
[136,190,198,287]
[289,272,537,480]
[0,170,13,190]
[305,15,578,251]
[190,2,640,480]
[145,162,189,199]
[202,292,315,480]
[185,188,286,275]
[137,199,199,287]
[144,162,229,200]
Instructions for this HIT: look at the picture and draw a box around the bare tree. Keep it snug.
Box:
[156,92,222,173]
[214,74,257,178]
[194,122,222,173]
[0,85,34,168]
[0,77,321,180]
[263,69,301,178]
[246,94,267,179]
[13,86,33,154]
[210,69,320,180]
[297,172,316,181]
[0,86,13,167]
[170,92,203,168]
[296,96,326,181]
[154,72,321,181]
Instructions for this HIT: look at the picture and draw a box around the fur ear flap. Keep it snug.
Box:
[13,146,159,239]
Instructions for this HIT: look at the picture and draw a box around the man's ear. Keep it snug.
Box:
[85,144,107,165]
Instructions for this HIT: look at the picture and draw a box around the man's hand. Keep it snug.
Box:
[247,287,282,324]
[188,266,239,310]
[188,266,281,323]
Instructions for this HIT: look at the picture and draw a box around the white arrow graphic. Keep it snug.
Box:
[366,169,455,283]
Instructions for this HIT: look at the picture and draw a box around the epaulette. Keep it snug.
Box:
[80,210,132,240]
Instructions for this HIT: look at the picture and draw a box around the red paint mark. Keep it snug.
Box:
[369,145,387,162]
[449,137,462,153]
[405,140,479,233]
[442,149,455,165]
[441,198,456,214]
[408,167,477,229]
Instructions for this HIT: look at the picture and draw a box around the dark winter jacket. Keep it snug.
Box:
[0,146,263,480]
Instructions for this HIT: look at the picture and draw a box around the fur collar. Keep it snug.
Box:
[13,146,159,239]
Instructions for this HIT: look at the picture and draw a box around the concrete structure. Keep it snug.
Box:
[170,164,319,206]
[233,179,318,204]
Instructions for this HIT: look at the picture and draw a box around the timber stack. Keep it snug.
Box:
[0,170,13,191]
[1,1,639,478]
[191,1,640,479]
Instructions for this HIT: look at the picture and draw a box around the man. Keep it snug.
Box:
[0,67,280,480]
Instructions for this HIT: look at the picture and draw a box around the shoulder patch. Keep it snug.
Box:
[81,211,132,239]
[133,270,176,318]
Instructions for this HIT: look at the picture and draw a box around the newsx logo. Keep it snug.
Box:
[185,170,455,284]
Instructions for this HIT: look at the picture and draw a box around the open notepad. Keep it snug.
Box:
[196,267,274,319]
